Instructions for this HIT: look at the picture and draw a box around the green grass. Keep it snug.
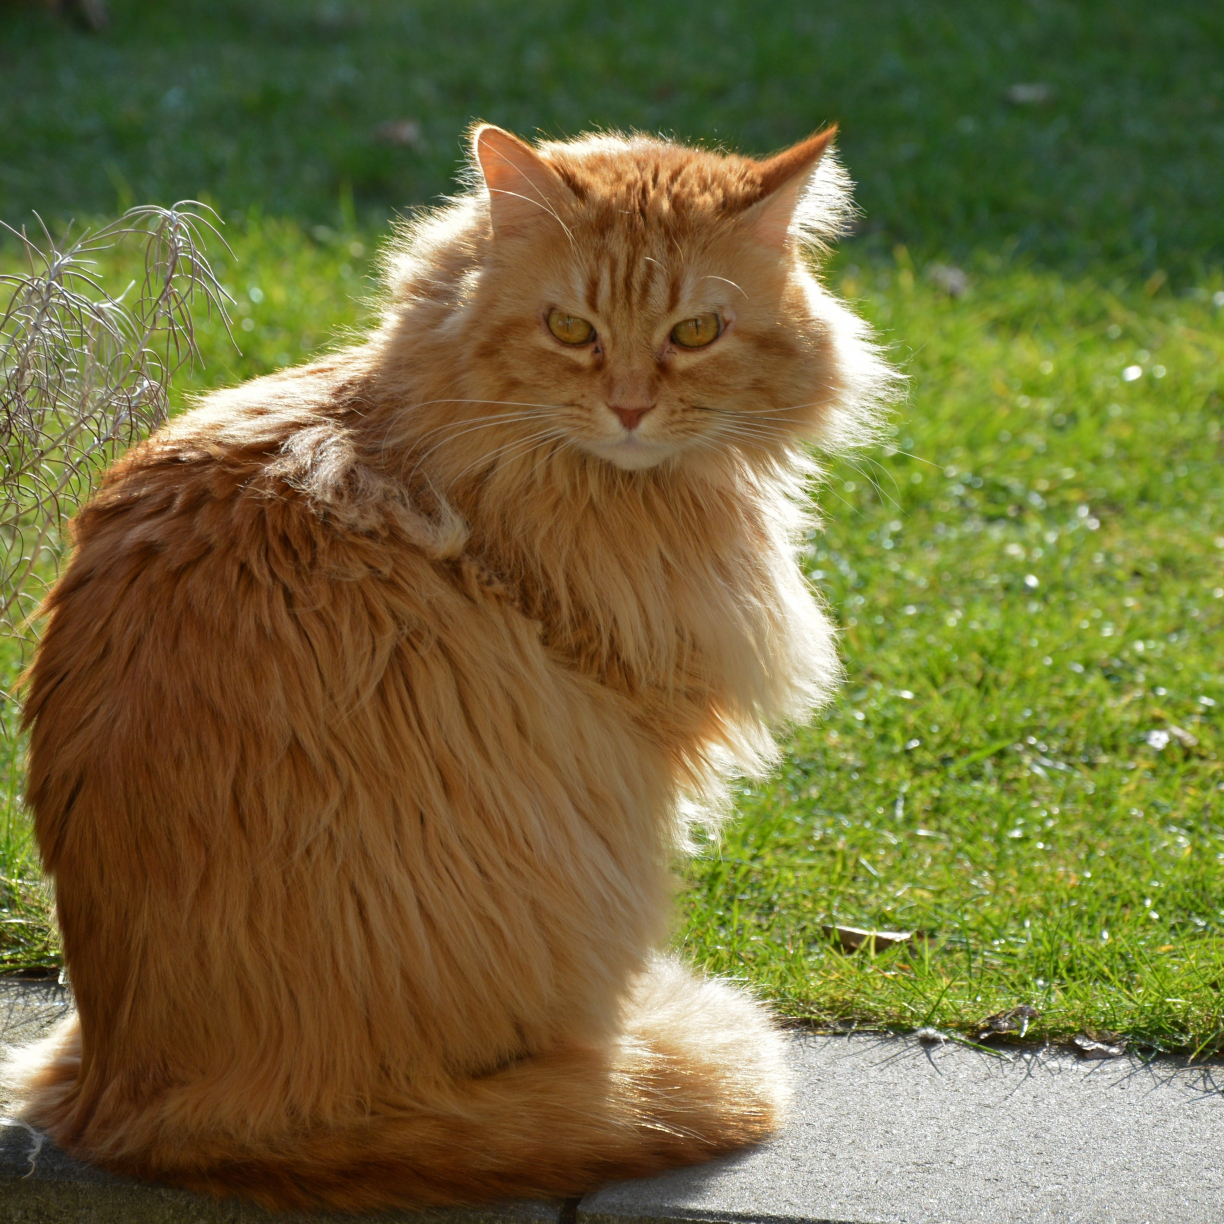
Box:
[3,0,1222,274]
[681,263,1224,1052]
[2,0,1223,1050]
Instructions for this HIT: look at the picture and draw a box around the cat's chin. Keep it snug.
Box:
[582,436,683,472]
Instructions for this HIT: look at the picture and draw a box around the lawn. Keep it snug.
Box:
[2,0,1222,1052]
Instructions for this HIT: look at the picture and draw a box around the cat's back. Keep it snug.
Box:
[64,356,388,577]
[23,355,473,865]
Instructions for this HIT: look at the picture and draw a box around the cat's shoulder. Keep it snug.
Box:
[73,356,468,578]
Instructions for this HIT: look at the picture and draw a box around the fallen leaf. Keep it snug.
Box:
[1168,725,1199,748]
[1006,82,1053,104]
[55,0,109,30]
[979,1004,1040,1039]
[823,925,913,953]
[927,264,969,297]
[1073,1032,1128,1059]
[373,118,423,148]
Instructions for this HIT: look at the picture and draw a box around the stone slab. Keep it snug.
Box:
[7,980,1224,1223]
[0,1117,562,1224]
[580,1031,1224,1224]
[0,980,560,1223]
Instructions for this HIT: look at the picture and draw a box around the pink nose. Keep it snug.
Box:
[611,405,653,431]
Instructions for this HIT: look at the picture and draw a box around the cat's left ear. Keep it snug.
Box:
[744,126,839,250]
[472,125,569,239]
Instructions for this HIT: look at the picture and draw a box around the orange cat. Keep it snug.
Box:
[11,124,893,1211]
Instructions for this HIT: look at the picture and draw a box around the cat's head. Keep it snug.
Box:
[386,126,891,478]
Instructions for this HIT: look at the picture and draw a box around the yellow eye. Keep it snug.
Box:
[547,308,595,345]
[670,313,721,349]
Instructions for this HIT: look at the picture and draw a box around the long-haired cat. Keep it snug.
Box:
[11,123,893,1211]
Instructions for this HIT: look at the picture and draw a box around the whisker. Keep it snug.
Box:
[403,397,571,413]
[837,456,897,511]
[459,434,571,489]
[444,426,572,488]
[438,436,542,488]
[520,432,579,486]
[487,186,575,248]
[807,479,862,517]
[848,453,902,509]
[715,421,796,443]
[377,397,570,450]
[741,418,809,434]
[890,448,942,469]
[414,407,551,431]
[698,275,748,300]
[404,411,554,481]
[392,398,570,442]
[408,409,552,450]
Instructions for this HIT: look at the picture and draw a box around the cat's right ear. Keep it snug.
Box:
[472,125,568,239]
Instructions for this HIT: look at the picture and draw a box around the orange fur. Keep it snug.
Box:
[10,126,895,1211]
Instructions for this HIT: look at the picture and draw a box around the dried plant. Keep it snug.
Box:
[1,203,233,733]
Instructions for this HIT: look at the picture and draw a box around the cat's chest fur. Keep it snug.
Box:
[123,375,833,798]
[295,398,832,786]
[435,442,824,771]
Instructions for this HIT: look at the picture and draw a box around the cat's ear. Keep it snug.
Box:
[472,125,569,239]
[744,126,839,250]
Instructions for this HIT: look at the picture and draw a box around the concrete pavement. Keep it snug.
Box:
[4,980,1222,1224]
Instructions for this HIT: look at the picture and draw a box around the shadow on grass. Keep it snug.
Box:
[0,0,1220,278]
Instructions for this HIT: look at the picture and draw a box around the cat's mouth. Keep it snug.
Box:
[582,432,681,472]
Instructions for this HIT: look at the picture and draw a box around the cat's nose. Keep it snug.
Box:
[609,403,655,431]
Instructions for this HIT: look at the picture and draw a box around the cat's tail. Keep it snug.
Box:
[9,959,788,1213]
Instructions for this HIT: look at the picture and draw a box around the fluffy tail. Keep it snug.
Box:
[6,959,788,1213]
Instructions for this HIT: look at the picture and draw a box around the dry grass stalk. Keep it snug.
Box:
[1,203,233,732]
